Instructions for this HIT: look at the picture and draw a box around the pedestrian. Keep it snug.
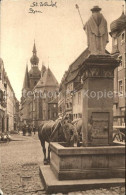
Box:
[22,125,26,136]
[33,126,36,135]
[28,124,32,136]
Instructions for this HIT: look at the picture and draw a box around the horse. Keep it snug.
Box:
[38,117,78,164]
[72,117,96,145]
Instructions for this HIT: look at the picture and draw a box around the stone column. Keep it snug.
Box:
[81,55,119,146]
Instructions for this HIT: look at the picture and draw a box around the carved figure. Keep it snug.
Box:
[84,6,109,54]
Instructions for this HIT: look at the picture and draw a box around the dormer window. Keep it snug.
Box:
[0,90,3,101]
[121,32,125,41]
[118,80,123,95]
[119,55,122,67]
[4,83,7,88]
[121,32,125,45]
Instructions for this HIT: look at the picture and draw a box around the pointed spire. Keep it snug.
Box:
[30,41,39,65]
[41,62,46,77]
[122,5,124,14]
[48,56,49,68]
[33,40,37,54]
[23,64,30,90]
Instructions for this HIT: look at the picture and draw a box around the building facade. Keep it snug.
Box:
[110,9,126,126]
[32,65,59,126]
[58,48,90,120]
[0,58,6,133]
[0,58,19,133]
[58,72,67,117]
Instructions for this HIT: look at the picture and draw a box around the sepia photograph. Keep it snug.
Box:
[0,0,125,194]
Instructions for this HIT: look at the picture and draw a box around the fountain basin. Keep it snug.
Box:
[50,142,125,180]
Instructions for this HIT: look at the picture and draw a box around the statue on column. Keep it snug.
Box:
[84,6,109,55]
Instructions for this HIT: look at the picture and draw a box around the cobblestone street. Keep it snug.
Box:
[0,133,125,195]
[0,133,45,195]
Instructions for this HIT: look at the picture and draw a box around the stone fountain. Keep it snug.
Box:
[40,6,125,193]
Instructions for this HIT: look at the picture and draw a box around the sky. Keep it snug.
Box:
[0,0,125,100]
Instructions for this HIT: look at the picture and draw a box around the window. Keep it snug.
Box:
[78,113,82,118]
[124,78,126,94]
[43,110,46,120]
[66,103,69,108]
[0,90,3,101]
[70,102,72,108]
[78,92,81,104]
[118,80,123,95]
[113,38,117,46]
[124,53,126,68]
[33,102,35,111]
[70,83,73,91]
[121,32,125,45]
[121,32,125,41]
[118,56,122,67]
[53,112,57,118]
[73,97,75,105]
[53,104,56,108]
[34,81,37,86]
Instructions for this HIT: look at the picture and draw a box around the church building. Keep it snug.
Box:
[20,42,59,127]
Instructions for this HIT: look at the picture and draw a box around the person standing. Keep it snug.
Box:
[33,126,36,135]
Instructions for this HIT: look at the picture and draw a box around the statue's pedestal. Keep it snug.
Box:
[81,55,119,146]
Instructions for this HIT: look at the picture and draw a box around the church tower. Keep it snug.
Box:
[20,42,41,124]
[28,42,41,90]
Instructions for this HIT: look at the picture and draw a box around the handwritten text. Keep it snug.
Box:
[29,0,57,13]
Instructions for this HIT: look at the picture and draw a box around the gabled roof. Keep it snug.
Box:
[35,67,59,89]
[41,64,46,77]
[65,48,90,84]
[61,48,110,85]
[44,68,59,87]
